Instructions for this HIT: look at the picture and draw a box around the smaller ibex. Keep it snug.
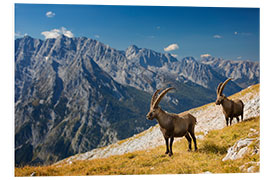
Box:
[146,87,197,156]
[215,78,244,126]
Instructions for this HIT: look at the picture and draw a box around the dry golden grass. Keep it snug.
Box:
[230,84,259,100]
[15,116,260,176]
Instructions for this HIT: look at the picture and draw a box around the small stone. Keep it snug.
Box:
[247,166,256,173]
[196,135,204,140]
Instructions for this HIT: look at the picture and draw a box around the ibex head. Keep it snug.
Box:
[146,87,175,120]
[215,78,231,105]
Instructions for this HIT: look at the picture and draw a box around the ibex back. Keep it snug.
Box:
[215,78,244,126]
[146,87,197,156]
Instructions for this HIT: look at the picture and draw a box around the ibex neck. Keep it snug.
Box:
[156,108,171,128]
[221,97,233,112]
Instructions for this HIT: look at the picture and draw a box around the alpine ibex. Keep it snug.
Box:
[146,87,197,156]
[215,78,244,126]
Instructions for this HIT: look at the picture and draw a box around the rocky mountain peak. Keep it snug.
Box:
[181,56,197,63]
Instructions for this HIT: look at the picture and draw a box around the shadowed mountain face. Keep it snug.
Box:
[15,35,258,166]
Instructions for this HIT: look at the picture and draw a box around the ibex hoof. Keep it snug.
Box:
[165,151,169,154]
[169,153,173,157]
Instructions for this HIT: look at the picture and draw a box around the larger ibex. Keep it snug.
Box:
[146,87,197,156]
[215,78,244,126]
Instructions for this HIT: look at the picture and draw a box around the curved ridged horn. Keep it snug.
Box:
[219,78,232,95]
[151,89,161,107]
[216,82,223,95]
[152,87,175,108]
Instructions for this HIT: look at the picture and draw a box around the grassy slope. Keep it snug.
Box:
[15,116,259,176]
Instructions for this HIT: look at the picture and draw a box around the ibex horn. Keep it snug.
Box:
[150,89,161,108]
[152,87,175,108]
[219,78,232,96]
[216,82,223,95]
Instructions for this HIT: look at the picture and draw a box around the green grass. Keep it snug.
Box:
[15,116,260,176]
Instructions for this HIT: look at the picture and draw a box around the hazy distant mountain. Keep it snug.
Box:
[201,56,259,88]
[123,45,241,95]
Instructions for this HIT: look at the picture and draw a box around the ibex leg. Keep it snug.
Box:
[226,117,229,126]
[185,134,192,151]
[230,117,233,126]
[190,132,198,151]
[164,137,169,154]
[236,117,240,123]
[169,137,174,156]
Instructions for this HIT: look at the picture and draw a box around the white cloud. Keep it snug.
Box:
[46,11,56,18]
[200,54,211,58]
[237,56,242,60]
[164,43,179,52]
[41,27,74,39]
[94,35,100,39]
[213,34,222,39]
[171,54,178,58]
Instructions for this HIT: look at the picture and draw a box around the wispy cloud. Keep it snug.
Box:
[15,32,27,38]
[200,54,211,58]
[41,27,74,39]
[94,35,100,39]
[46,11,56,18]
[213,34,222,39]
[164,43,179,52]
[234,31,252,36]
[237,56,242,60]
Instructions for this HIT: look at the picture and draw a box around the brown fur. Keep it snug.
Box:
[146,88,197,156]
[216,78,244,126]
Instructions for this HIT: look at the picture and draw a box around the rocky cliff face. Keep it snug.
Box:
[15,35,259,166]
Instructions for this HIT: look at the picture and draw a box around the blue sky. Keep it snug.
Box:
[15,4,259,61]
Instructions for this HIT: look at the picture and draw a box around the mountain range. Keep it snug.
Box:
[15,35,259,166]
